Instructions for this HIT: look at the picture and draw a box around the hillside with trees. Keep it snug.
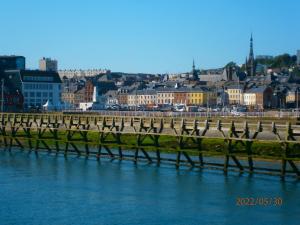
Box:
[256,54,297,68]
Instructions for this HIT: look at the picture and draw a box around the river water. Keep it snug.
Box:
[0,150,299,225]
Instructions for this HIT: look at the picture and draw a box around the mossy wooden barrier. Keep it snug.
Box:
[0,113,299,178]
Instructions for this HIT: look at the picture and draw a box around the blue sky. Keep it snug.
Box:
[1,0,300,73]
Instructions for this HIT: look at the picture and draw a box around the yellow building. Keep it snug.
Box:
[187,89,217,106]
[187,91,204,105]
[155,87,217,106]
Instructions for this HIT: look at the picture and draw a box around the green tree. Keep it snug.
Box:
[256,54,297,69]
[225,61,238,68]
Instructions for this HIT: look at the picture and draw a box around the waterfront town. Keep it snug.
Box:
[1,0,300,224]
[0,36,300,113]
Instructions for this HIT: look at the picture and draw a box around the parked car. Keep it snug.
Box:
[173,104,186,112]
[212,107,221,112]
[198,107,207,112]
[188,106,198,112]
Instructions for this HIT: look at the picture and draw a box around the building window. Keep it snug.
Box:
[30,92,35,97]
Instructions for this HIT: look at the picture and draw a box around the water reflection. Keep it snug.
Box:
[0,150,299,225]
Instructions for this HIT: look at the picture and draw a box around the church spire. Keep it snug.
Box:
[249,33,254,61]
[191,59,198,81]
[246,34,256,76]
[192,59,195,71]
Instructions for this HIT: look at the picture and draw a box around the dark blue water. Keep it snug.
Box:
[0,150,299,225]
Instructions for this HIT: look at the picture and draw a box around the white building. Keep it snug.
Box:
[243,92,256,106]
[157,89,174,105]
[79,102,94,111]
[128,90,157,106]
[17,70,62,109]
[58,69,110,78]
[225,86,244,105]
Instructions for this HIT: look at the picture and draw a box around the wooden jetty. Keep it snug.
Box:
[0,113,299,178]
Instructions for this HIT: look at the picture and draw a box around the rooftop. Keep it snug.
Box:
[245,86,269,93]
[6,70,63,83]
[0,55,25,59]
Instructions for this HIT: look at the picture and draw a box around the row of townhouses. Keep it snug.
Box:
[126,88,217,107]
[59,67,300,111]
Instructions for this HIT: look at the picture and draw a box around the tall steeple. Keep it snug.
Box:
[249,33,254,62]
[246,34,256,76]
[191,59,198,81]
[192,59,195,71]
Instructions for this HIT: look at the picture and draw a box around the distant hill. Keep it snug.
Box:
[256,54,297,68]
